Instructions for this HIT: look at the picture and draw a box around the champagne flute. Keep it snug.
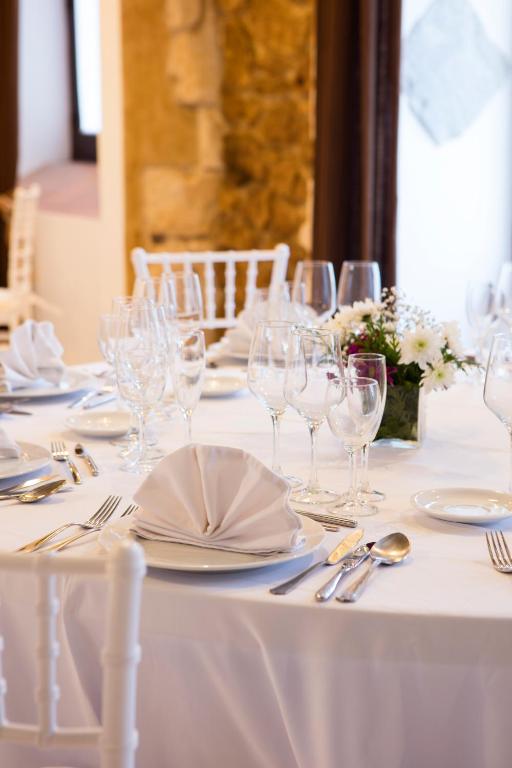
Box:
[291,261,336,325]
[115,300,168,473]
[337,261,381,306]
[171,271,204,331]
[484,334,512,491]
[98,313,122,385]
[326,376,382,516]
[284,327,342,504]
[171,329,206,442]
[247,321,302,487]
[348,352,387,507]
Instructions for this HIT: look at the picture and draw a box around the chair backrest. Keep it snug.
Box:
[7,183,40,295]
[131,244,290,329]
[0,540,146,768]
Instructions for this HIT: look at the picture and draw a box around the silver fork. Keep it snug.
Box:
[42,501,138,552]
[16,495,122,553]
[485,530,512,573]
[51,441,82,484]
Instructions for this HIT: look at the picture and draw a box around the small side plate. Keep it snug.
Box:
[202,373,248,398]
[412,487,512,524]
[65,411,132,438]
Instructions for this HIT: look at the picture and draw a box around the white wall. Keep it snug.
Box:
[18,0,71,176]
[397,0,512,342]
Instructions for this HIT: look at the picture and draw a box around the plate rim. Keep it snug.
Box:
[0,441,51,481]
[65,410,132,436]
[133,516,325,572]
[412,486,512,522]
[0,370,92,400]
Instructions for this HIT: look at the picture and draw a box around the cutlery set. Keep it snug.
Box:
[270,529,411,603]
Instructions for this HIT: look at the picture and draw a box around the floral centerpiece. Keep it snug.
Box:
[324,288,473,443]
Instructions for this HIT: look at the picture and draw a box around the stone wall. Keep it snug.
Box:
[122,0,315,288]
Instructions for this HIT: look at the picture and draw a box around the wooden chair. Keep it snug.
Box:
[0,540,146,768]
[131,244,290,330]
[0,184,59,335]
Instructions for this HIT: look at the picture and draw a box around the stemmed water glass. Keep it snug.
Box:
[337,261,381,306]
[284,327,342,504]
[114,300,168,473]
[247,321,302,487]
[291,261,336,325]
[171,329,206,442]
[347,352,387,507]
[326,376,382,516]
[466,280,499,363]
[484,334,512,491]
[171,271,204,330]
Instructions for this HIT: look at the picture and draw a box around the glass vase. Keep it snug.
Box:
[375,384,425,448]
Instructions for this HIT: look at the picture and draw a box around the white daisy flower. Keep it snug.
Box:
[422,362,456,392]
[400,326,443,369]
[442,321,463,356]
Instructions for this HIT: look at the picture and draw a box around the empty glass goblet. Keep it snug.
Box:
[285,327,342,505]
[291,261,337,325]
[247,320,302,487]
[326,376,382,516]
[337,261,381,307]
[171,329,206,442]
[347,352,387,507]
[484,334,512,491]
[115,300,168,473]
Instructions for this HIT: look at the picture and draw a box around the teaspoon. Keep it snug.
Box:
[336,532,411,603]
[2,479,67,504]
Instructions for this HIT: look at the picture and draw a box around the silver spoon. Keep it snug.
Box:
[0,474,57,496]
[3,479,68,504]
[337,532,411,603]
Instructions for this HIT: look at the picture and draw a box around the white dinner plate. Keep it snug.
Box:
[0,370,92,400]
[412,487,512,524]
[202,373,248,398]
[133,515,325,572]
[65,410,132,438]
[0,442,51,481]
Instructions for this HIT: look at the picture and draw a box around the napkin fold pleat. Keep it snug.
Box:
[0,320,65,391]
[132,443,304,554]
[0,428,21,459]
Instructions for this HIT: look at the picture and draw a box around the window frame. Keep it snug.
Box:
[67,0,97,163]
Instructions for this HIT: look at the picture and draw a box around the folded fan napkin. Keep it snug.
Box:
[0,428,21,459]
[0,320,65,391]
[132,444,305,554]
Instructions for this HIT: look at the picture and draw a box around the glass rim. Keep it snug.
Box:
[348,352,386,360]
[328,375,379,388]
[341,260,379,267]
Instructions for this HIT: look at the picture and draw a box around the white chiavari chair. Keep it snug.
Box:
[0,183,59,338]
[0,540,146,768]
[131,243,290,330]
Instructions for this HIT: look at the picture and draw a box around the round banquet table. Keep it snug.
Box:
[0,370,511,768]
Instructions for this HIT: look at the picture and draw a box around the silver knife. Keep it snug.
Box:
[269,528,363,595]
[83,393,116,410]
[74,443,99,476]
[315,545,373,602]
[68,389,99,409]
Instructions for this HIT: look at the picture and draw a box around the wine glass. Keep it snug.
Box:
[171,271,204,331]
[347,353,387,507]
[337,261,381,306]
[247,321,302,487]
[466,280,499,364]
[284,327,342,504]
[326,376,382,516]
[171,329,206,442]
[484,334,512,491]
[98,313,122,384]
[133,275,177,324]
[114,300,168,473]
[291,261,336,325]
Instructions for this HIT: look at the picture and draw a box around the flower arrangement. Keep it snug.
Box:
[324,288,474,442]
[324,288,471,391]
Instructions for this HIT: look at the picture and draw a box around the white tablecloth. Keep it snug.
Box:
[0,371,511,768]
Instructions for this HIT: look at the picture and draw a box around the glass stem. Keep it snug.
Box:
[360,443,370,492]
[347,448,358,502]
[185,410,192,442]
[135,409,147,458]
[307,421,320,491]
[270,411,283,475]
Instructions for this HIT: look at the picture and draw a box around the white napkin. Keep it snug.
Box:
[0,320,65,391]
[132,444,305,554]
[0,428,21,459]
